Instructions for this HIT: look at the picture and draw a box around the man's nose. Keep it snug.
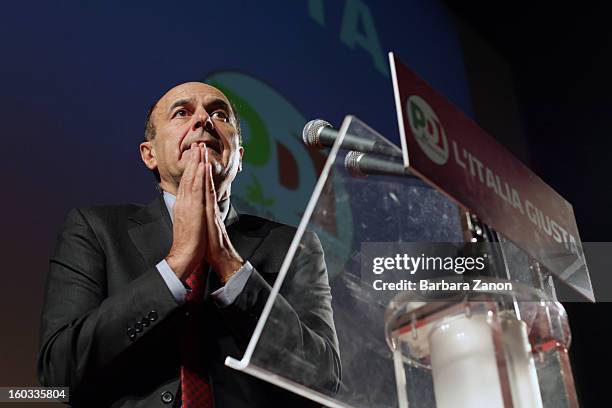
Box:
[192,109,215,132]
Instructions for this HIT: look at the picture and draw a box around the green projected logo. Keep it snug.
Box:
[204,72,352,278]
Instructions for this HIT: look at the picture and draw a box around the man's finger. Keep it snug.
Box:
[204,148,212,208]
[181,143,200,187]
[204,156,220,245]
[193,162,205,194]
[205,148,217,203]
[192,146,205,194]
[177,148,192,197]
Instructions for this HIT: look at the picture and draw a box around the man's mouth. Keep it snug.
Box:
[182,139,222,156]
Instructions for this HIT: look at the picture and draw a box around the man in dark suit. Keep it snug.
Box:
[38,82,341,407]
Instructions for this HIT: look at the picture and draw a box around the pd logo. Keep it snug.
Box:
[407,95,449,165]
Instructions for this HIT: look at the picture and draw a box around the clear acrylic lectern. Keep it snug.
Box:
[226,116,584,408]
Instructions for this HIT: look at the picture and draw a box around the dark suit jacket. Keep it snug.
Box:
[38,196,341,407]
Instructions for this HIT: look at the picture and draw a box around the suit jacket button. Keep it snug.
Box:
[126,327,136,340]
[134,322,143,333]
[148,310,158,321]
[160,391,174,404]
[141,317,150,327]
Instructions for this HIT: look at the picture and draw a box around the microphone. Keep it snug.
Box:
[344,151,415,178]
[302,119,402,158]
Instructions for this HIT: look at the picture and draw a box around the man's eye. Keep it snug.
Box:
[212,111,229,122]
[173,109,188,118]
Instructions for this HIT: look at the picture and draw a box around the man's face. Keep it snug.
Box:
[140,82,243,197]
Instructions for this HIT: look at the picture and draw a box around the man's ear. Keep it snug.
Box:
[237,146,244,172]
[139,141,158,171]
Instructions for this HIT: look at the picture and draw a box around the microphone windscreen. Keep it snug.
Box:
[344,151,366,178]
[302,119,332,147]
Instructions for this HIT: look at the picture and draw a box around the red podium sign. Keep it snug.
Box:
[389,52,593,301]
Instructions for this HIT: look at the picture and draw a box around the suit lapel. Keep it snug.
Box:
[225,205,266,264]
[128,196,173,268]
[203,204,267,300]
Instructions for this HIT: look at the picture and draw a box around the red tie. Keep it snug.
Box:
[180,265,214,408]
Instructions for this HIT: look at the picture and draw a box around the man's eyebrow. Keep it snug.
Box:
[207,98,232,113]
[167,97,195,113]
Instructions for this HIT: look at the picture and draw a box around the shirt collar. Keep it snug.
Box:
[162,191,231,224]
